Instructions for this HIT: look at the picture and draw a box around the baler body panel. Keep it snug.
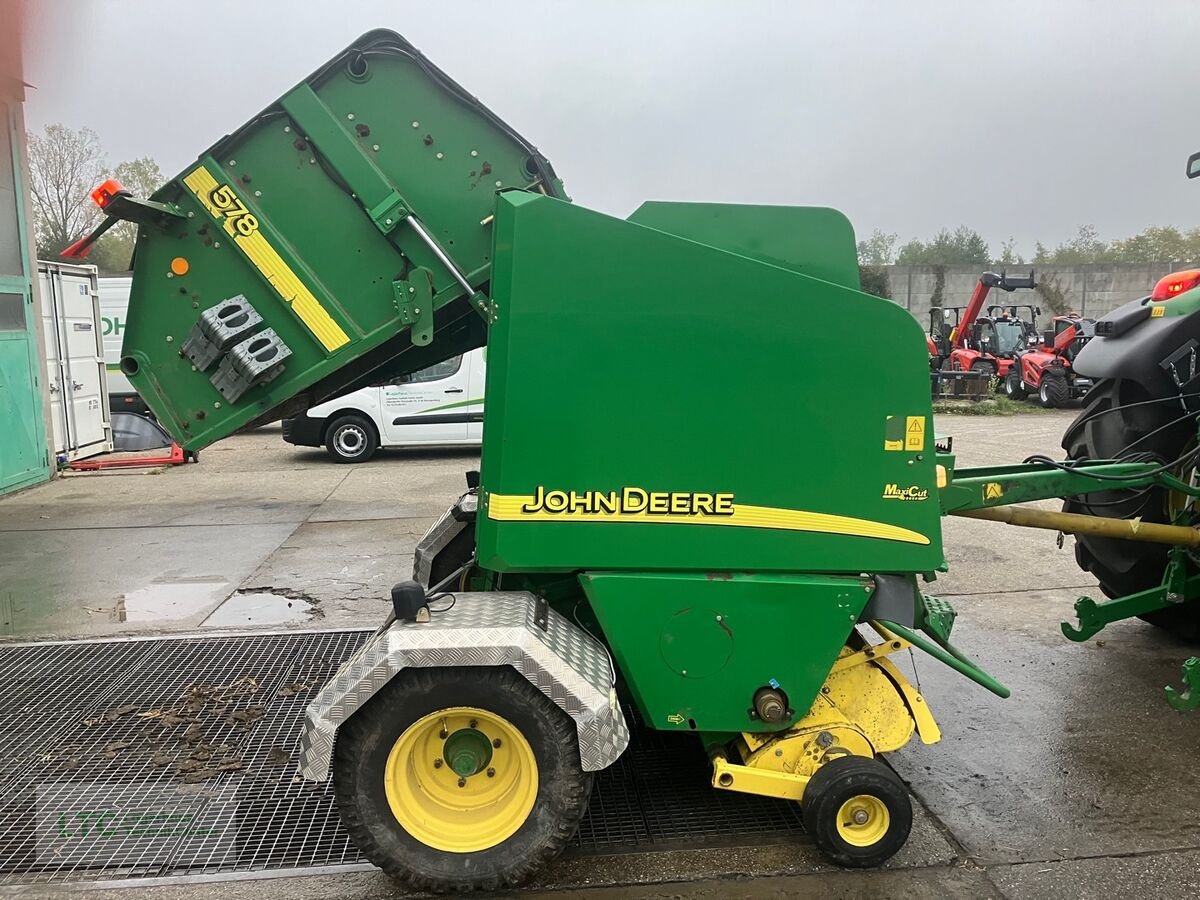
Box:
[120,30,561,448]
[581,571,870,733]
[628,201,861,290]
[477,192,943,575]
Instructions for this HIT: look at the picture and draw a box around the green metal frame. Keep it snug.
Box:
[0,96,50,495]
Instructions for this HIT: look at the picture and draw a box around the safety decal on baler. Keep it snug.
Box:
[487,486,930,545]
[883,415,926,452]
[182,166,350,353]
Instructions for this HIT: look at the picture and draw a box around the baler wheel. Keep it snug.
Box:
[331,666,592,892]
[801,755,911,868]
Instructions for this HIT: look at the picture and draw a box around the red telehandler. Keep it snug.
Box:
[942,270,1038,378]
[1004,313,1095,407]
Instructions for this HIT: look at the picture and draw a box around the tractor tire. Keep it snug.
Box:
[1005,371,1028,400]
[1062,377,1200,639]
[1038,368,1070,408]
[325,414,379,464]
[332,666,593,893]
[801,755,912,868]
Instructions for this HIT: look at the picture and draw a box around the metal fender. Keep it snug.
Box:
[298,592,629,781]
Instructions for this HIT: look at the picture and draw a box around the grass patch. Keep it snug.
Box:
[932,396,1055,416]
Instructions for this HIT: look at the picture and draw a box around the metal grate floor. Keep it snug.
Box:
[0,630,805,885]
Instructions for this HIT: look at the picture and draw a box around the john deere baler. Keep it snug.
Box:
[84,29,1200,893]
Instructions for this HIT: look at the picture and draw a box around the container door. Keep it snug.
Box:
[58,268,108,454]
[380,354,469,445]
[38,267,66,455]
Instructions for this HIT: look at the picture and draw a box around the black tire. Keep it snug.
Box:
[325,414,378,464]
[1062,377,1200,638]
[1039,368,1070,408]
[801,755,912,868]
[332,666,593,893]
[1005,370,1028,400]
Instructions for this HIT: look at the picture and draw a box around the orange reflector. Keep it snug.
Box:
[170,257,190,276]
[1151,269,1200,302]
[90,178,127,209]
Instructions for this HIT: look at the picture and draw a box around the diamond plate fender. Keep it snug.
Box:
[412,494,475,587]
[298,592,629,781]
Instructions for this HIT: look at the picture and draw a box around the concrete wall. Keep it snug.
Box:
[878,263,1198,328]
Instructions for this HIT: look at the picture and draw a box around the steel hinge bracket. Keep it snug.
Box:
[392,267,434,346]
[368,191,408,234]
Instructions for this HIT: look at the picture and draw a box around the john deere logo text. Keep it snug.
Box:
[521,486,735,517]
[882,484,929,502]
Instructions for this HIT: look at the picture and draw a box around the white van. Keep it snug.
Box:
[98,276,149,414]
[281,348,485,462]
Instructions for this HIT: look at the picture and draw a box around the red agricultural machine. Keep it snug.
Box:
[943,270,1038,378]
[1004,313,1095,407]
[929,271,1038,397]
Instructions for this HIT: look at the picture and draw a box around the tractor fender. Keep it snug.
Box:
[297,591,630,781]
[1075,297,1200,391]
[412,493,475,588]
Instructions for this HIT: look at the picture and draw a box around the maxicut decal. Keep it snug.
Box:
[882,484,929,501]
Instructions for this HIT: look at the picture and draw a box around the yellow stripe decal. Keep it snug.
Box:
[182,166,349,352]
[487,494,930,546]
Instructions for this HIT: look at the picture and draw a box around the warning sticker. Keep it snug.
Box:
[884,416,904,451]
[984,482,1004,501]
[905,416,926,452]
[1151,306,1166,318]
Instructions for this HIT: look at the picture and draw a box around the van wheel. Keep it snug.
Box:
[325,415,378,463]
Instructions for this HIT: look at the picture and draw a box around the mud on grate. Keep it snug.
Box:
[0,630,805,884]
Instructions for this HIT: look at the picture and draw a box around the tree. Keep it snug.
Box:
[27,124,108,259]
[26,124,165,273]
[90,157,165,273]
[896,226,990,266]
[856,229,898,266]
[1034,224,1108,264]
[996,237,1024,266]
[858,265,891,299]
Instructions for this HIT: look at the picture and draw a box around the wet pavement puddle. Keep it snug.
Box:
[114,579,230,623]
[200,590,314,627]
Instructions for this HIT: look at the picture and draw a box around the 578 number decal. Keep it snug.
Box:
[208,184,259,236]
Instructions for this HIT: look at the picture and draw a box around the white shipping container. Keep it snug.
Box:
[38,261,112,462]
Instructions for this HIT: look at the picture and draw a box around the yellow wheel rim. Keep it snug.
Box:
[835,794,890,847]
[383,706,538,853]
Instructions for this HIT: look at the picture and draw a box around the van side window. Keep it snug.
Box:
[392,355,463,385]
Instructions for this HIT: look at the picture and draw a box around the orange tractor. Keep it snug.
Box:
[1004,313,1096,407]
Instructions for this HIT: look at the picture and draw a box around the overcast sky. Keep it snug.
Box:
[21,0,1200,257]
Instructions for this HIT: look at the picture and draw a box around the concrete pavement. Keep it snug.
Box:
[3,410,1200,898]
